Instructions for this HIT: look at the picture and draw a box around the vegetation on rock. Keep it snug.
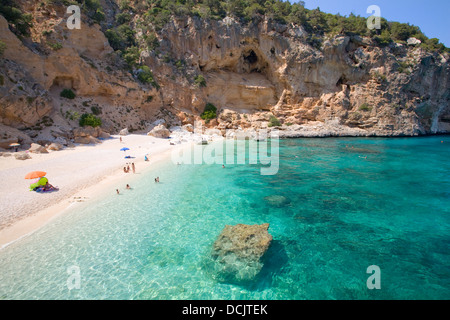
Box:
[79,113,102,127]
[60,89,76,99]
[201,103,217,122]
[268,115,281,127]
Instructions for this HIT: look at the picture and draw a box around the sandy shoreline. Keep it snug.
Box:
[0,134,192,249]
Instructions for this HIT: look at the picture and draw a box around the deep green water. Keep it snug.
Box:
[0,136,449,299]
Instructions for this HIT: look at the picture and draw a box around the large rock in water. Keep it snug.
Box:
[210,223,272,282]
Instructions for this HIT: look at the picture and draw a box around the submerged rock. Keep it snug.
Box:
[210,223,272,282]
[264,195,291,207]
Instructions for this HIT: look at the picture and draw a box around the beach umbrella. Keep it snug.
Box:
[120,147,130,152]
[25,171,46,179]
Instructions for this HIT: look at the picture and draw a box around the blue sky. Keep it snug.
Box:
[301,0,450,47]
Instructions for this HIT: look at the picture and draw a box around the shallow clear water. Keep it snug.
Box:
[0,136,449,299]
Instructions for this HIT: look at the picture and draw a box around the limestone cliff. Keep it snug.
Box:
[0,1,449,149]
[159,16,449,136]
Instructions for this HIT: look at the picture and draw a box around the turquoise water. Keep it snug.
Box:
[0,136,449,299]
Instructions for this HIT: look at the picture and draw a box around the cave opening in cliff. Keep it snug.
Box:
[241,49,269,74]
[336,75,347,87]
[244,50,258,65]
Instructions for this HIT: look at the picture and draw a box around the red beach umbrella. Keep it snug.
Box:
[24,171,47,179]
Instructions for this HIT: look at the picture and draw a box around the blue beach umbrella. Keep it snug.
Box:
[120,147,130,152]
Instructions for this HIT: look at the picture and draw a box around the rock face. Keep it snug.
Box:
[147,124,171,138]
[210,223,272,282]
[0,2,449,143]
[157,16,450,136]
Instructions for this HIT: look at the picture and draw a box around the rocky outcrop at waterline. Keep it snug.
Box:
[209,223,273,283]
[0,1,449,148]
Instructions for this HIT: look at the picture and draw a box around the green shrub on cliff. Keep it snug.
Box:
[60,89,76,99]
[105,24,135,51]
[79,113,102,128]
[359,103,372,112]
[201,103,217,122]
[0,40,6,56]
[194,75,207,87]
[0,1,33,36]
[137,65,159,89]
[268,115,281,127]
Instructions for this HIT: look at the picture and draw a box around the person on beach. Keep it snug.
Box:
[145,155,149,161]
[43,181,56,191]
[127,164,130,173]
[123,166,127,173]
[126,184,131,189]
[116,189,120,194]
[155,177,159,183]
[132,163,135,173]
[120,137,122,143]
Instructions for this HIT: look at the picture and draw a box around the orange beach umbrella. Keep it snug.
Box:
[25,171,47,179]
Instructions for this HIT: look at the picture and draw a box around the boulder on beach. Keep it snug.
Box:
[119,128,129,136]
[28,143,48,154]
[0,123,33,149]
[264,195,291,207]
[47,142,63,151]
[210,223,272,282]
[15,152,31,160]
[73,126,109,139]
[0,137,18,150]
[74,136,100,144]
[182,124,194,133]
[147,124,170,138]
[98,131,110,139]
